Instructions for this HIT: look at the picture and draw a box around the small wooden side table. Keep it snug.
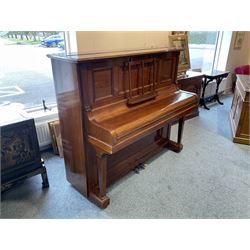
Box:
[200,70,230,110]
[177,70,204,119]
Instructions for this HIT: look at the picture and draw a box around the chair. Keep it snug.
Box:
[234,65,250,75]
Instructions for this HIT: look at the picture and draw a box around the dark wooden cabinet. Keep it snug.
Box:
[1,111,49,192]
[177,71,204,118]
[230,74,250,145]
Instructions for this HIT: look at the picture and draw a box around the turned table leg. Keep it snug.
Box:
[214,76,224,105]
[200,77,213,110]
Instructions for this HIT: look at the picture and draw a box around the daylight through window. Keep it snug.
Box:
[188,31,219,72]
[0,31,65,110]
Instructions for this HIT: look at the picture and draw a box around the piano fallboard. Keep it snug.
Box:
[89,89,197,153]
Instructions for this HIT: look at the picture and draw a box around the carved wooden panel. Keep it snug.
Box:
[117,57,157,97]
[86,61,115,106]
[93,67,113,101]
[129,61,140,94]
[143,59,155,92]
[1,117,49,192]
[1,119,40,172]
[126,56,158,105]
[158,56,174,88]
[230,75,250,145]
[81,53,179,109]
[231,87,243,129]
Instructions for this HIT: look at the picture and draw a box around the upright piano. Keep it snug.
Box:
[48,48,198,208]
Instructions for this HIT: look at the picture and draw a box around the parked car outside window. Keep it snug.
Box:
[41,35,64,47]
[57,41,65,50]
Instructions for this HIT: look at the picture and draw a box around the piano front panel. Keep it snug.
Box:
[81,51,179,110]
[143,59,155,92]
[106,128,170,185]
[129,58,156,97]
[157,54,176,89]
[85,60,116,108]
[92,67,113,101]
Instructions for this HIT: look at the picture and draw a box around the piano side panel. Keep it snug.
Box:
[51,59,88,196]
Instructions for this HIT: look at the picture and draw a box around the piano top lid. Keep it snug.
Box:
[47,47,182,63]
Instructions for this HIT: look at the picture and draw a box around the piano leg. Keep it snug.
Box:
[165,118,184,153]
[89,150,110,208]
[177,117,184,145]
[166,124,171,139]
[156,128,164,139]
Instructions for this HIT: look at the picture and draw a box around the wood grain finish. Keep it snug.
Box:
[48,48,198,208]
[177,71,204,119]
[230,75,250,145]
[51,60,88,196]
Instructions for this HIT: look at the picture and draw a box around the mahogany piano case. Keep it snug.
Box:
[48,48,198,208]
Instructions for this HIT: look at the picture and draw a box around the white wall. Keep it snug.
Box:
[64,31,77,55]
[223,31,250,92]
[72,31,170,53]
[214,32,233,71]
[67,31,249,67]
[226,31,250,71]
[65,31,249,93]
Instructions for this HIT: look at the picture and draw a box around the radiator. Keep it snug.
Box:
[35,122,52,149]
[32,110,59,150]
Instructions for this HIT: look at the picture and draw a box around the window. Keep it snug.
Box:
[0,31,65,111]
[188,31,219,72]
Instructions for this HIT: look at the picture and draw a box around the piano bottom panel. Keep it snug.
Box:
[106,126,170,186]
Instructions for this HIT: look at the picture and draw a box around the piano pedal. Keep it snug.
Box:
[133,167,140,174]
[138,163,146,169]
[134,163,148,174]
